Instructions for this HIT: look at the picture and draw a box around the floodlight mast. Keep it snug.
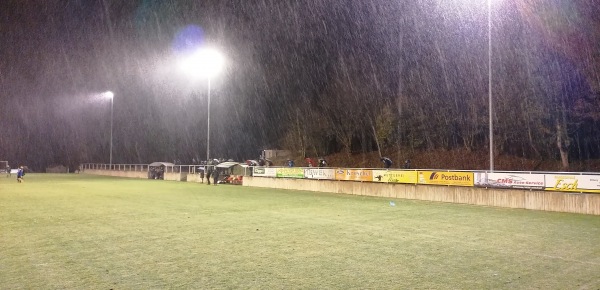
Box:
[179,48,224,162]
[104,91,114,166]
[487,0,493,172]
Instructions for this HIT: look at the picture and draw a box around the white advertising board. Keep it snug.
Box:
[252,167,277,177]
[304,168,335,180]
[475,172,545,190]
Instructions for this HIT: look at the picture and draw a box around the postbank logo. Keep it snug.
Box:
[419,171,474,186]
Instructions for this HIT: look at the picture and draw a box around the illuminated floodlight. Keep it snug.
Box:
[179,48,224,79]
[177,47,225,162]
[104,91,114,99]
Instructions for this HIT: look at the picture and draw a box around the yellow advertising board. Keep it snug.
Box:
[372,170,417,184]
[544,174,600,193]
[335,169,373,182]
[417,171,474,187]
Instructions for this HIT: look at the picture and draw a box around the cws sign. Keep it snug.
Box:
[253,167,276,177]
[372,170,417,184]
[335,169,372,182]
[544,174,600,193]
[418,171,474,187]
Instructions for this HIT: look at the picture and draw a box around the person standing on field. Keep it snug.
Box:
[17,166,24,183]
[199,164,205,183]
[206,162,213,185]
[213,167,220,185]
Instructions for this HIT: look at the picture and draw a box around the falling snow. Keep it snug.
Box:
[0,1,599,171]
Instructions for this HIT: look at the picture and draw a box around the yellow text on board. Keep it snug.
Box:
[545,175,600,193]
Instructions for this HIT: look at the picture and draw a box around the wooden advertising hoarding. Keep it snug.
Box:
[544,174,600,193]
[304,168,335,180]
[276,167,305,178]
[253,167,277,177]
[418,171,474,186]
[475,172,545,190]
[335,169,373,182]
[372,170,417,184]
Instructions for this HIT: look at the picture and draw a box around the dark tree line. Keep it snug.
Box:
[275,0,600,170]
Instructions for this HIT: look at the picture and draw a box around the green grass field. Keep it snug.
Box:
[1,174,599,289]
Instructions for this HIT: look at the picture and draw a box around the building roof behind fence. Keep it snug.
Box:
[149,162,175,167]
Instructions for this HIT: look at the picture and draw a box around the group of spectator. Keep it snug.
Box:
[193,155,412,170]
[245,158,274,167]
[214,156,413,170]
[300,158,328,167]
[148,167,165,179]
[197,159,221,185]
[282,157,411,169]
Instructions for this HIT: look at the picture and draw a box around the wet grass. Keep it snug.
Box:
[1,174,599,289]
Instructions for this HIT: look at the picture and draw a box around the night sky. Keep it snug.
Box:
[1,0,599,171]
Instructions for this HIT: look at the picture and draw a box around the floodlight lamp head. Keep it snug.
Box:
[180,48,224,79]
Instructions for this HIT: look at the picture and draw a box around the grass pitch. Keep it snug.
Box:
[1,174,599,289]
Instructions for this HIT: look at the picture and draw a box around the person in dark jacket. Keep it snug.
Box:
[404,159,411,169]
[17,166,24,183]
[206,163,213,185]
[318,158,328,167]
[381,157,393,169]
[213,167,220,185]
[198,164,205,183]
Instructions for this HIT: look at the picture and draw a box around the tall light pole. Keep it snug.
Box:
[207,78,211,161]
[104,91,114,166]
[488,0,494,172]
[448,0,496,170]
[179,48,224,162]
